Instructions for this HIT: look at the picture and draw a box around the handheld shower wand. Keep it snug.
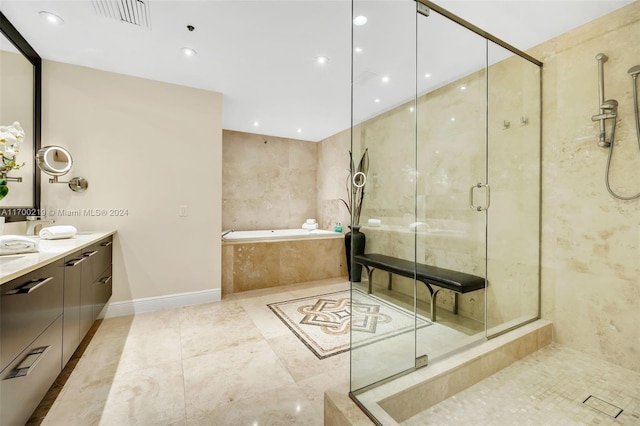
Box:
[628,65,640,144]
[597,61,640,201]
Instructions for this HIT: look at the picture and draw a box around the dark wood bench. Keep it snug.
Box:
[354,253,485,322]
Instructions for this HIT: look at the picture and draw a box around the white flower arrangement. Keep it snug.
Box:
[0,121,26,199]
[0,121,26,173]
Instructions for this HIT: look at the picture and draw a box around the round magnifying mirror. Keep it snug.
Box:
[36,146,73,176]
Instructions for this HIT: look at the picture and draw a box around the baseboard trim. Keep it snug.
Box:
[101,288,222,318]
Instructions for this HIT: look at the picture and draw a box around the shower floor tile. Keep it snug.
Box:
[401,343,640,425]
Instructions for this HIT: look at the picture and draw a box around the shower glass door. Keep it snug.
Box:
[415,3,488,363]
[350,0,418,391]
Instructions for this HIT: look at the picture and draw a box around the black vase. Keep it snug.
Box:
[345,225,366,282]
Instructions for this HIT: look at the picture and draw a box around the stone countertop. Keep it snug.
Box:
[0,231,116,285]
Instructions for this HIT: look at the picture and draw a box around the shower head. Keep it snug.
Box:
[595,53,608,63]
[629,65,640,78]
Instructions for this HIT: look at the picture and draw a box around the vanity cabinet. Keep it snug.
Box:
[1,260,64,370]
[1,260,64,426]
[0,233,113,426]
[1,317,63,426]
[79,236,113,337]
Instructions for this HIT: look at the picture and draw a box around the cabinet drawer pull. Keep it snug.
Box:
[65,257,87,267]
[100,241,113,247]
[4,346,51,380]
[5,277,55,295]
[99,275,112,285]
[83,250,98,258]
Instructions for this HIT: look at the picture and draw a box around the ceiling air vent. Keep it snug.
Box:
[92,0,151,29]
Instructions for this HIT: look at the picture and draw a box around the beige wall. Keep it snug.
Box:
[531,2,640,372]
[222,130,318,231]
[317,128,351,231]
[40,60,223,303]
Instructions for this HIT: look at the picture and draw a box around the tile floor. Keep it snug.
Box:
[36,278,352,426]
[28,277,640,426]
[402,343,640,425]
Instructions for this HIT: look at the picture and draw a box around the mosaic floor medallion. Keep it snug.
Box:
[268,290,431,359]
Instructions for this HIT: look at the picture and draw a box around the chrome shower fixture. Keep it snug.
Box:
[592,55,640,201]
[591,53,617,147]
[591,99,618,148]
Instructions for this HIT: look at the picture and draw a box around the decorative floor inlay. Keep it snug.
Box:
[268,290,431,359]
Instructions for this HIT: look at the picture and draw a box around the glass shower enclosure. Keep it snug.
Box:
[349,0,542,414]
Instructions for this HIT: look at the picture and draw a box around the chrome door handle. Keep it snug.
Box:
[469,182,491,211]
[83,250,98,257]
[5,277,54,295]
[99,275,112,285]
[100,241,112,247]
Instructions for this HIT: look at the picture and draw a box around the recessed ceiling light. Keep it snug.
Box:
[374,98,381,103]
[39,11,64,25]
[315,55,329,65]
[409,107,415,112]
[297,128,302,133]
[253,121,259,127]
[353,15,368,26]
[424,73,431,78]
[181,47,197,57]
[460,85,467,90]
[451,117,456,121]
[381,76,390,83]
[354,47,363,53]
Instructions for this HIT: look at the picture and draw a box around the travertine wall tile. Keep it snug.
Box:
[222,130,318,230]
[536,0,640,372]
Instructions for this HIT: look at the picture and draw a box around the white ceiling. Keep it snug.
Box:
[0,0,634,142]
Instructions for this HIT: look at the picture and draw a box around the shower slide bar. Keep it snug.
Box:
[590,53,640,200]
[591,53,617,147]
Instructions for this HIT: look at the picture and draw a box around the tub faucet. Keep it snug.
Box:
[26,216,55,236]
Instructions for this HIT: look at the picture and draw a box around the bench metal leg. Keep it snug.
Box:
[387,272,393,290]
[431,289,441,322]
[453,293,458,315]
[419,280,438,322]
[361,265,373,294]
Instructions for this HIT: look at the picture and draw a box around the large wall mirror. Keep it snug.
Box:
[0,12,41,222]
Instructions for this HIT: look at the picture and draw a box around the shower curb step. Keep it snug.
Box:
[336,319,552,425]
[324,391,375,426]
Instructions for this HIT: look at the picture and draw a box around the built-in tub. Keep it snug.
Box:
[221,229,347,295]
[222,228,338,242]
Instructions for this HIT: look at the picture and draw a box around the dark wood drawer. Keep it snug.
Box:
[1,260,64,370]
[93,266,113,319]
[1,316,62,426]
[81,236,112,285]
[62,250,83,366]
